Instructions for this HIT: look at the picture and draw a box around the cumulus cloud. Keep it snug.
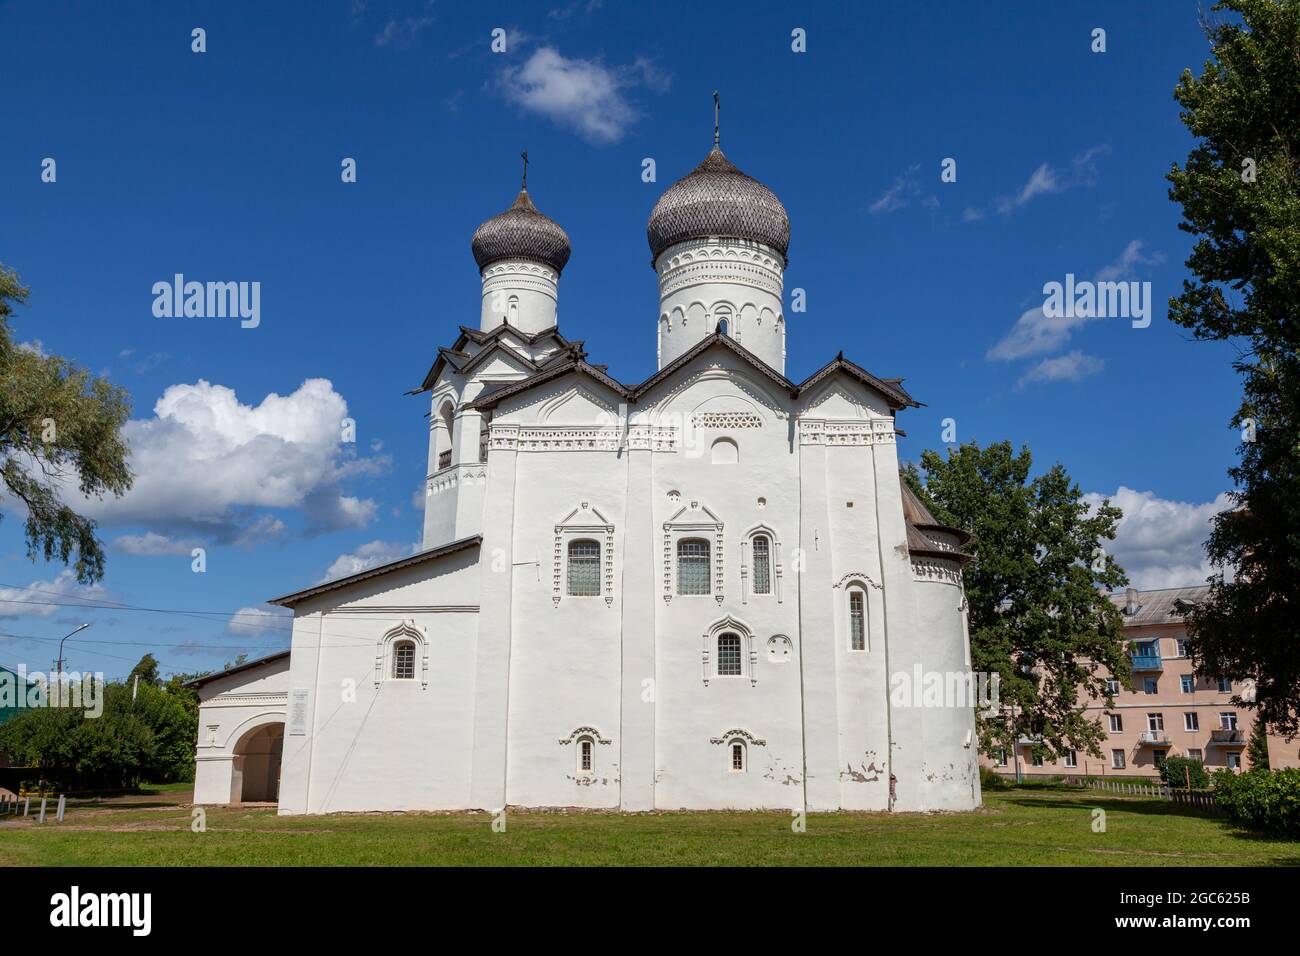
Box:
[227,605,292,637]
[51,378,385,545]
[988,240,1162,362]
[1085,486,1232,590]
[1015,351,1105,389]
[0,570,111,619]
[113,532,202,556]
[320,540,420,583]
[498,46,669,144]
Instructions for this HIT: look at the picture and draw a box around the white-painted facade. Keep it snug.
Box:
[193,141,981,814]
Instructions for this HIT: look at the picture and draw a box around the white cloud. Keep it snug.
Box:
[53,378,385,545]
[0,570,111,619]
[991,145,1111,215]
[868,164,922,215]
[113,532,201,556]
[374,16,433,48]
[498,47,668,145]
[1016,351,1104,388]
[1084,486,1232,590]
[988,240,1161,361]
[227,605,291,637]
[320,540,419,583]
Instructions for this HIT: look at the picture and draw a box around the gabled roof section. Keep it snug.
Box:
[268,535,482,608]
[796,352,919,410]
[464,344,632,411]
[630,331,795,400]
[183,650,290,689]
[413,324,571,393]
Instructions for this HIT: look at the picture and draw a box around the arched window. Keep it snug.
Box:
[567,539,601,596]
[849,587,867,651]
[437,401,455,470]
[730,740,746,772]
[507,295,519,324]
[751,534,772,594]
[392,640,416,680]
[710,437,738,464]
[677,538,711,595]
[717,318,730,336]
[578,736,594,773]
[717,632,742,676]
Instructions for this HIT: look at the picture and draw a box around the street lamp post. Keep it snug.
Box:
[54,623,90,708]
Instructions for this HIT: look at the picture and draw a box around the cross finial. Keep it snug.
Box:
[520,149,529,190]
[712,91,720,148]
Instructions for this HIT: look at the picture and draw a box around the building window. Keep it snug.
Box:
[1187,748,1203,762]
[1218,678,1232,692]
[1109,713,1123,733]
[1184,712,1199,732]
[1147,713,1165,732]
[1220,711,1238,730]
[717,632,742,677]
[1143,677,1158,695]
[1154,749,1169,767]
[1177,639,1190,657]
[392,640,416,680]
[849,589,867,650]
[730,741,745,772]
[996,749,1007,767]
[1227,752,1241,770]
[1031,753,1044,767]
[566,539,601,596]
[1111,749,1126,769]
[1181,675,1194,694]
[677,538,711,595]
[751,534,772,594]
[1105,678,1120,695]
[1063,750,1077,768]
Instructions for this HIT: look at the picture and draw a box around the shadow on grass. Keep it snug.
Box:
[1001,793,1221,819]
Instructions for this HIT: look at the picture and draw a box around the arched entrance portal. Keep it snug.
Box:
[231,722,284,803]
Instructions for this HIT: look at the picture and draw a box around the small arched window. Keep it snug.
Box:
[717,632,742,676]
[578,736,594,773]
[751,534,772,595]
[717,318,730,336]
[567,539,601,596]
[677,538,711,595]
[507,295,519,324]
[710,437,738,465]
[849,587,867,651]
[392,640,416,680]
[730,740,746,772]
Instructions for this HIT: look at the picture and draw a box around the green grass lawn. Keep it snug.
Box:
[1,784,1296,866]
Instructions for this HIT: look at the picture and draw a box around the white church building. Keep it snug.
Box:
[190,131,981,815]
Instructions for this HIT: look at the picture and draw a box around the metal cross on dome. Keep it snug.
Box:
[520,149,528,190]
[712,91,720,147]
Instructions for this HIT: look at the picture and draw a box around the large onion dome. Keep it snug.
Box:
[471,189,571,274]
[646,146,790,264]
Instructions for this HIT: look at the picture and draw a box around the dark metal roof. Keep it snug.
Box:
[647,146,790,264]
[183,650,290,689]
[471,189,571,273]
[900,479,973,564]
[414,325,570,393]
[267,535,482,607]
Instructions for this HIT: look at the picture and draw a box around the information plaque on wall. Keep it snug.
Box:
[289,688,310,736]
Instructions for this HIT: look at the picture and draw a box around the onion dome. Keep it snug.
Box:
[647,146,790,264]
[471,189,571,274]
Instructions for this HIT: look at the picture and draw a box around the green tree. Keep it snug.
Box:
[1166,0,1300,734]
[1248,718,1272,770]
[904,441,1129,762]
[0,263,133,584]
[128,653,160,688]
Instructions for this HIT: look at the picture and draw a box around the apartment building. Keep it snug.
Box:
[986,586,1300,780]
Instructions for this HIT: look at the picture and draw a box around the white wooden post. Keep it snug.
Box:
[38,797,47,823]
[56,794,66,822]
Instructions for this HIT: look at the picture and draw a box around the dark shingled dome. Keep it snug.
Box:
[647,146,790,264]
[471,189,572,274]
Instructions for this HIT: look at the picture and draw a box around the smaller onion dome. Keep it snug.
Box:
[471,189,571,274]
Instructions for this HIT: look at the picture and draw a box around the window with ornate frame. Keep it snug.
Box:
[701,616,756,686]
[741,525,783,603]
[376,621,428,688]
[663,501,724,605]
[553,502,614,606]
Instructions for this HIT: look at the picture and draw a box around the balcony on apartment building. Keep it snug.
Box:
[1137,730,1171,746]
[1209,728,1245,747]
[1129,651,1163,672]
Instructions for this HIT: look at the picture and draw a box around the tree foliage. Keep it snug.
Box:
[0,263,133,584]
[904,441,1129,761]
[1166,0,1300,734]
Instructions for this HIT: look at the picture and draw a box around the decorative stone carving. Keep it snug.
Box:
[710,728,767,746]
[558,726,612,745]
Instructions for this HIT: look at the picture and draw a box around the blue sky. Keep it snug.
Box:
[0,0,1240,679]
